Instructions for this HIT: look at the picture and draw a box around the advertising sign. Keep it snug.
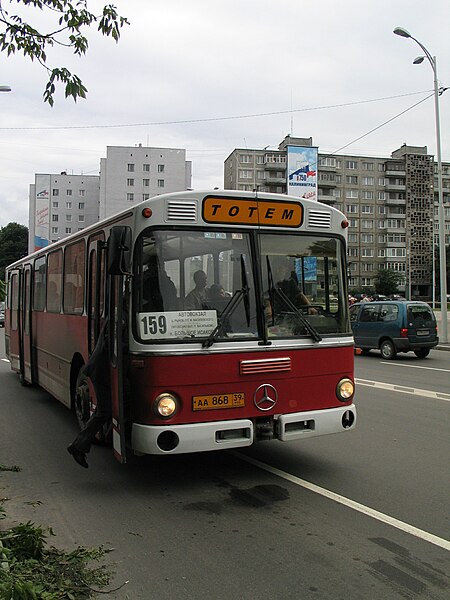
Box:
[34,174,50,250]
[287,146,318,201]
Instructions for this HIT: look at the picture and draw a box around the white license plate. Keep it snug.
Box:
[416,330,429,336]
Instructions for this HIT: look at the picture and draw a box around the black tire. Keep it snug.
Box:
[380,339,396,360]
[74,367,112,445]
[414,348,430,359]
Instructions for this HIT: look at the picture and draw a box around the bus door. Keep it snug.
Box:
[107,226,132,464]
[19,264,34,385]
[87,236,106,354]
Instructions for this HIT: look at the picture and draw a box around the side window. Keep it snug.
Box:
[379,304,398,322]
[33,257,47,311]
[360,305,380,322]
[10,272,19,331]
[47,249,62,313]
[349,306,359,322]
[63,240,85,314]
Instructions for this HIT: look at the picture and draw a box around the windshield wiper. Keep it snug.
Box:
[202,255,251,349]
[266,257,322,342]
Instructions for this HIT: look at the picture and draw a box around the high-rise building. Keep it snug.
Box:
[28,145,192,252]
[28,172,100,252]
[99,145,192,219]
[224,136,450,299]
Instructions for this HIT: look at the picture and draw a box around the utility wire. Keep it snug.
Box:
[0,90,434,131]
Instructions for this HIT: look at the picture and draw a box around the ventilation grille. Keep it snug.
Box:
[307,209,332,229]
[240,357,291,375]
[166,200,197,222]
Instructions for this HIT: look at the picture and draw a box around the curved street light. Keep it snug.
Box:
[393,27,448,343]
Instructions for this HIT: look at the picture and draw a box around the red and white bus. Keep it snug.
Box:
[5,190,356,462]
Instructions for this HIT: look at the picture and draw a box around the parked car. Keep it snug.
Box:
[350,300,438,359]
[0,302,4,328]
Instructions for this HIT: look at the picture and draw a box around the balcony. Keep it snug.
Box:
[385,197,406,206]
[385,182,406,191]
[265,175,286,184]
[385,169,406,177]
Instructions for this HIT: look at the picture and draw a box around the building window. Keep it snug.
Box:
[346,175,358,184]
[361,234,374,243]
[142,194,149,201]
[66,189,72,196]
[52,189,59,196]
[361,205,374,214]
[157,179,165,188]
[78,215,85,222]
[378,164,385,172]
[256,155,264,164]
[79,189,85,197]
[65,227,72,234]
[127,178,134,186]
[143,163,150,171]
[362,219,374,228]
[361,278,372,286]
[362,177,374,185]
[349,218,358,228]
[239,154,251,164]
[52,215,59,222]
[66,201,72,209]
[362,162,374,171]
[66,214,72,222]
[127,193,134,202]
[362,191,374,199]
[378,178,386,186]
[52,201,59,208]
[346,161,358,169]
[361,249,374,257]
[348,248,358,257]
[346,204,358,213]
[348,233,358,242]
[386,248,406,257]
[143,179,149,187]
[78,202,85,210]
[158,164,165,173]
[378,191,386,200]
[127,163,135,172]
[345,190,358,199]
[51,227,58,234]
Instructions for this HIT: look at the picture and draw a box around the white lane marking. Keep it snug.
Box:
[356,378,450,402]
[381,362,450,374]
[234,452,450,552]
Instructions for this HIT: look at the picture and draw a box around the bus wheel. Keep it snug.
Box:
[74,368,90,429]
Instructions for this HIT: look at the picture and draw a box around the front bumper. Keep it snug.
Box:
[131,404,357,455]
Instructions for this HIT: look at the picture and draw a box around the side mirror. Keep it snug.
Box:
[107,226,132,275]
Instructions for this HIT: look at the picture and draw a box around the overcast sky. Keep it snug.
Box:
[1,0,449,228]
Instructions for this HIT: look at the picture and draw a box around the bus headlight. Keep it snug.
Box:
[154,393,178,418]
[336,378,354,402]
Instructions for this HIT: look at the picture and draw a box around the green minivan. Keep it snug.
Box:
[350,301,438,359]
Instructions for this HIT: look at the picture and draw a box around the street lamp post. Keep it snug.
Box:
[393,27,448,343]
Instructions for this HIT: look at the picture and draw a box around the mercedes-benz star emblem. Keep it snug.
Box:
[253,384,278,411]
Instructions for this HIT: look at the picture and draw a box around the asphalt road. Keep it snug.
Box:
[1,329,449,599]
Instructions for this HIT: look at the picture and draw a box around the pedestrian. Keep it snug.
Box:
[67,319,111,468]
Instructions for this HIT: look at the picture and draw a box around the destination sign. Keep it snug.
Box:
[202,197,303,227]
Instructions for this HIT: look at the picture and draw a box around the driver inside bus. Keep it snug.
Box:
[184,270,209,310]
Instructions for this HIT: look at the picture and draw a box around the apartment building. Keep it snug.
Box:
[224,136,450,299]
[28,144,192,251]
[99,145,192,219]
[29,172,100,252]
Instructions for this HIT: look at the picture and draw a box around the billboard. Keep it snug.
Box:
[34,174,50,250]
[287,146,318,200]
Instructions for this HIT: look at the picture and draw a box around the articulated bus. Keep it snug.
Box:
[5,190,356,462]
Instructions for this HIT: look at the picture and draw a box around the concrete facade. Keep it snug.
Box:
[99,145,192,219]
[224,136,450,299]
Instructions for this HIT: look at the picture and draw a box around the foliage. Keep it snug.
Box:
[0,464,22,472]
[374,268,404,296]
[0,279,5,302]
[0,222,29,280]
[0,0,129,105]
[0,520,114,599]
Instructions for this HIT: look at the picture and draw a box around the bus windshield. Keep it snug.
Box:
[134,228,349,343]
[134,229,258,343]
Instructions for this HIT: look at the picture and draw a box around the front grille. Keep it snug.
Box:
[307,209,332,229]
[240,357,291,375]
[165,200,197,222]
